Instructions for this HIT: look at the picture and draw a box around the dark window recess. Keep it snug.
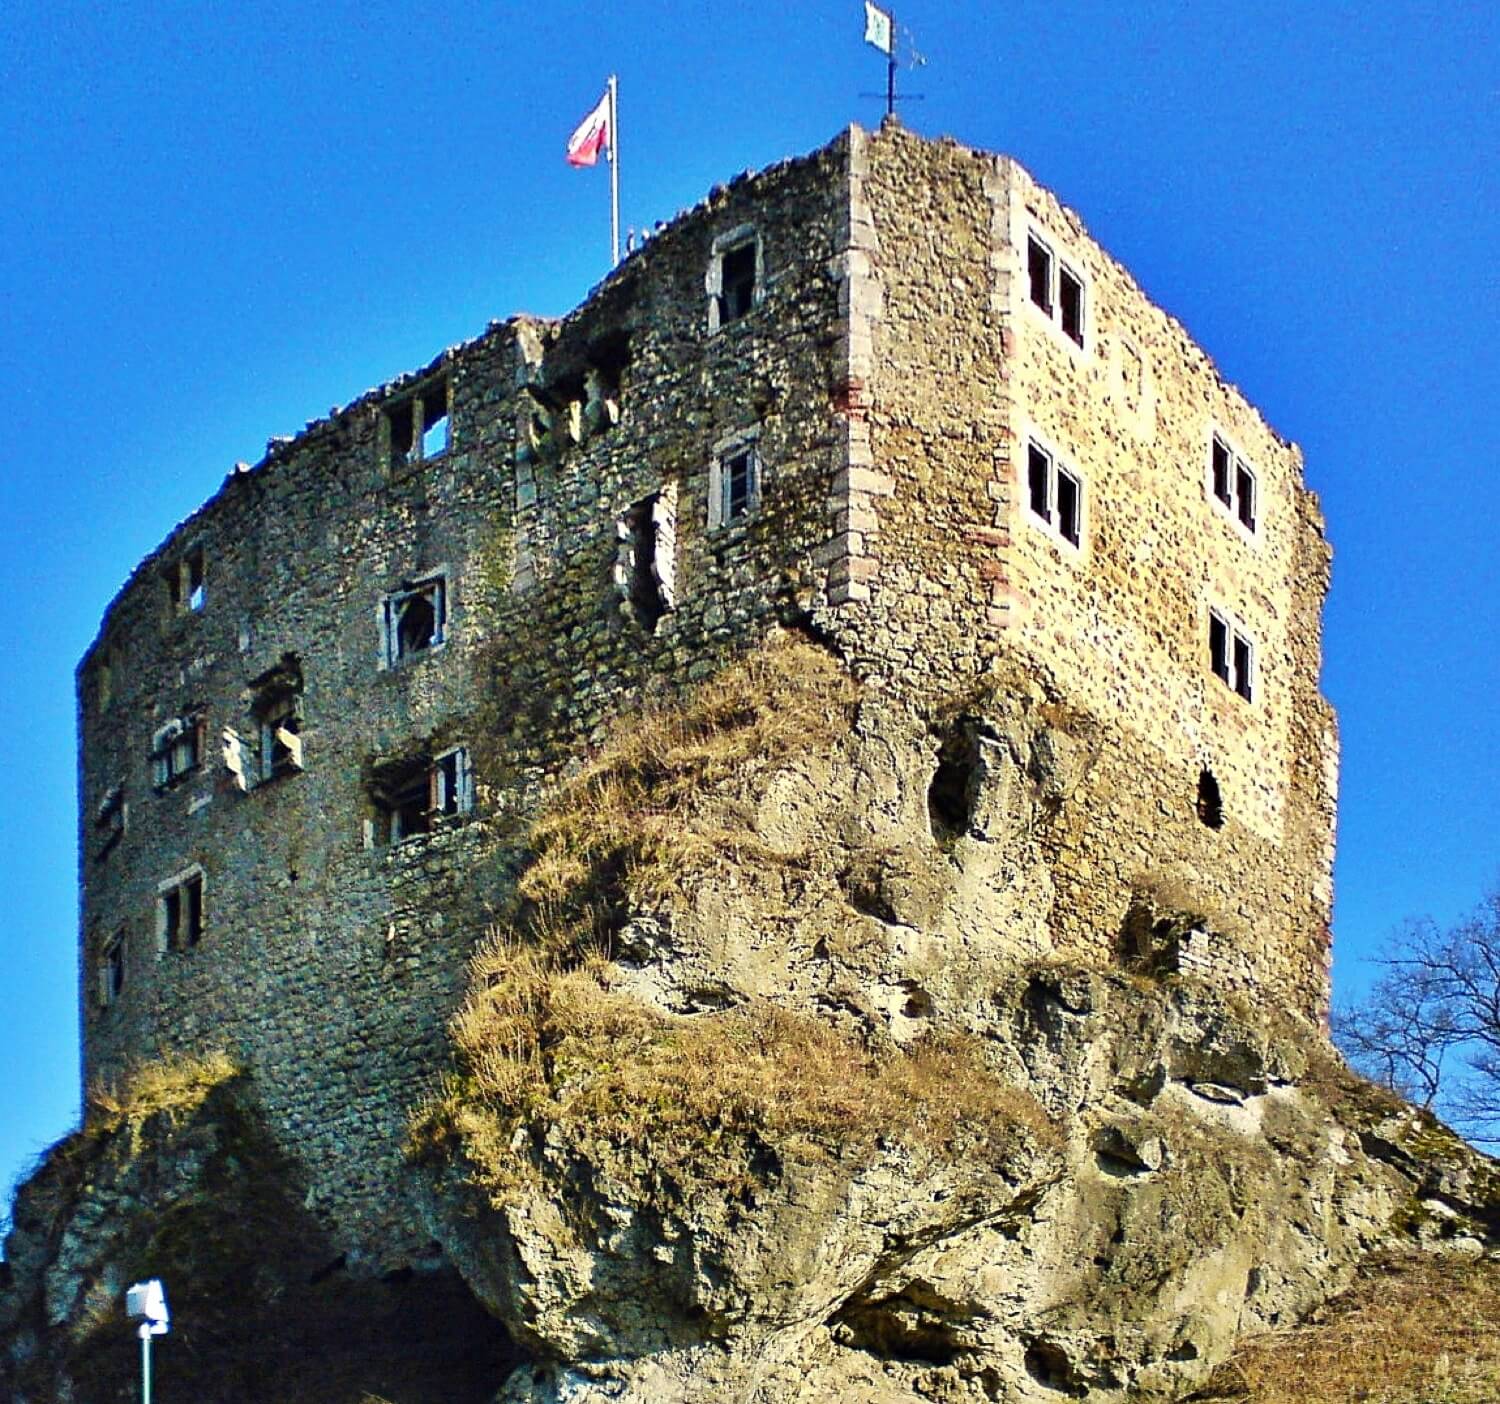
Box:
[725,449,756,522]
[1235,463,1256,531]
[164,874,204,951]
[1232,634,1254,701]
[1059,266,1085,345]
[95,785,126,860]
[102,931,125,1004]
[1211,436,1233,505]
[1197,768,1224,829]
[1209,610,1255,702]
[187,550,205,611]
[719,243,757,322]
[386,578,446,663]
[1028,444,1051,521]
[1209,613,1230,684]
[372,748,472,845]
[152,716,204,789]
[389,399,415,464]
[1056,468,1082,546]
[1027,236,1053,313]
[622,497,666,632]
[165,549,206,612]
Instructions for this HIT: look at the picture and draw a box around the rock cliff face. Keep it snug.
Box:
[7,637,1497,1402]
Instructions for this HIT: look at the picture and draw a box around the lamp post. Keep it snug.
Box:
[124,1279,170,1404]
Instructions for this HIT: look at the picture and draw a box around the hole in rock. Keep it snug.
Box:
[1024,1339,1082,1393]
[928,722,983,842]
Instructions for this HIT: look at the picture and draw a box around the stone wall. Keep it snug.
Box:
[74,121,1337,1270]
[828,124,1336,1016]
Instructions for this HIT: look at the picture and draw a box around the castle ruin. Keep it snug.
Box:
[76,122,1338,1273]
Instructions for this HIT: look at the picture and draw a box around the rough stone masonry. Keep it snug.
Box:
[75,119,1337,1274]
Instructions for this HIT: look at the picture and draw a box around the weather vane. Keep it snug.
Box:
[861,2,926,118]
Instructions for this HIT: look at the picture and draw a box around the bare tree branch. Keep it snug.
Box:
[1335,882,1500,1145]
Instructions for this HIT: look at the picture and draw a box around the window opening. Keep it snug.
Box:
[1027,236,1053,314]
[725,449,755,522]
[1059,266,1085,346]
[95,784,126,860]
[720,242,757,323]
[1056,466,1081,546]
[187,550,205,611]
[388,376,450,470]
[165,549,206,613]
[371,746,472,845]
[151,715,204,790]
[1235,463,1256,531]
[101,930,125,1006]
[256,693,303,782]
[620,495,668,632]
[420,382,449,459]
[1024,439,1083,548]
[1209,433,1257,534]
[161,871,204,951]
[1209,609,1255,702]
[1027,444,1051,521]
[384,576,446,664]
[1197,768,1224,829]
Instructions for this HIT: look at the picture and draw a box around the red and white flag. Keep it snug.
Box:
[566,91,611,168]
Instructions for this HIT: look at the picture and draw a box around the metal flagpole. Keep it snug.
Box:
[608,74,620,266]
[886,15,896,117]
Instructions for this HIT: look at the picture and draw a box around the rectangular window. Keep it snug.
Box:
[165,549,206,614]
[708,227,761,333]
[1027,443,1051,521]
[383,576,447,665]
[160,870,204,952]
[1027,235,1053,314]
[710,437,761,529]
[617,492,673,633]
[1058,265,1085,346]
[720,243,757,323]
[1211,436,1233,506]
[151,715,204,790]
[95,783,126,861]
[1024,438,1084,550]
[388,377,450,470]
[1209,432,1258,535]
[100,930,125,1007]
[1209,608,1255,702]
[371,746,473,845]
[1056,466,1082,546]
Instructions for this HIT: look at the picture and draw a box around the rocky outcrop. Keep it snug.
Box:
[408,639,1498,1402]
[0,1056,514,1404]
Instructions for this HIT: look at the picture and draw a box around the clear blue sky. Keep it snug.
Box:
[1,2,1496,1213]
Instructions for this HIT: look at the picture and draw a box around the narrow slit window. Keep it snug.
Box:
[1197,769,1224,829]
[1235,463,1256,531]
[1209,612,1230,684]
[1028,444,1052,521]
[151,715,204,790]
[187,550,205,611]
[420,383,449,460]
[1027,236,1053,314]
[1232,634,1254,701]
[101,930,125,1006]
[1056,467,1081,546]
[1211,436,1233,505]
[1058,266,1085,346]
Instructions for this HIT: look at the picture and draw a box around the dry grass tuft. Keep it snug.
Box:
[1198,1251,1500,1404]
[83,1047,240,1138]
[517,634,858,928]
[412,938,1056,1198]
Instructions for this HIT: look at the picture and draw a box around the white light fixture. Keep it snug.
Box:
[125,1279,169,1403]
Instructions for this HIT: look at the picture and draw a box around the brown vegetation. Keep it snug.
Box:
[1195,1251,1500,1404]
[412,636,1057,1197]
